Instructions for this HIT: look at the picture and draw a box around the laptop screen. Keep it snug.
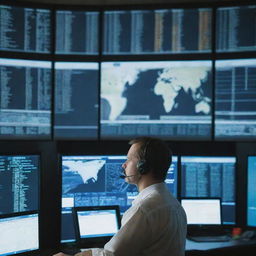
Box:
[74,206,120,242]
[181,198,221,225]
[0,212,39,256]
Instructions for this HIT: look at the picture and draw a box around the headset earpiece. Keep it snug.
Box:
[137,160,147,175]
[137,139,152,175]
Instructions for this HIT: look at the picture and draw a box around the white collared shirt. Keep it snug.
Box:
[90,182,187,256]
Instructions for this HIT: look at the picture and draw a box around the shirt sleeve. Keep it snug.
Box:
[103,207,152,256]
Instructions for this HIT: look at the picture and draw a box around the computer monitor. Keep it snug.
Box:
[61,154,177,243]
[181,198,221,225]
[0,5,51,53]
[215,59,256,140]
[55,10,99,55]
[73,206,120,246]
[0,155,40,214]
[181,156,236,225]
[216,5,256,52]
[103,8,211,54]
[54,62,99,139]
[247,156,256,227]
[0,212,39,256]
[101,60,212,140]
[0,58,52,139]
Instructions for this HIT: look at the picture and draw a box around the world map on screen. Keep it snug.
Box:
[62,159,106,194]
[101,61,212,121]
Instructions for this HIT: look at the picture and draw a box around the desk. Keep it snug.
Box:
[186,238,256,256]
[43,238,256,256]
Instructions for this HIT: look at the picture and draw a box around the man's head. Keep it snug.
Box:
[122,137,172,184]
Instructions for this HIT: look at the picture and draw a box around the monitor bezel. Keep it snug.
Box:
[0,154,41,215]
[53,61,100,140]
[59,154,126,245]
[100,59,213,141]
[0,57,53,141]
[72,205,121,248]
[214,58,256,141]
[246,155,256,228]
[180,155,237,226]
[0,210,40,256]
[181,197,223,226]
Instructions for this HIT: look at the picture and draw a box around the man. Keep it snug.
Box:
[54,137,187,256]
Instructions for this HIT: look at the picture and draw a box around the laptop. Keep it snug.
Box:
[0,211,39,256]
[73,205,121,249]
[181,198,230,242]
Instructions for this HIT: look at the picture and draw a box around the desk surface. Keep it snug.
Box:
[186,238,256,251]
[42,238,256,256]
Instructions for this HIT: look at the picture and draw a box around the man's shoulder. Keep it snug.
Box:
[137,191,169,212]
[138,189,183,215]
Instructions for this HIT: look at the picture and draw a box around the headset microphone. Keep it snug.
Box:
[120,174,138,179]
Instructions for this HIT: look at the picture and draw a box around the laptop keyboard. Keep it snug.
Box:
[188,235,231,242]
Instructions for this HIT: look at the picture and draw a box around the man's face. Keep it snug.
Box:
[121,143,141,184]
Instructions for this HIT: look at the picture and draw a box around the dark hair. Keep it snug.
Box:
[129,137,172,181]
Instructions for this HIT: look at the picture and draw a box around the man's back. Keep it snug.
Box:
[104,183,187,256]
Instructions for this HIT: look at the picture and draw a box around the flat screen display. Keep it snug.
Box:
[56,10,99,54]
[76,209,119,239]
[101,61,212,140]
[0,155,40,214]
[0,5,51,53]
[0,58,52,139]
[247,156,256,227]
[103,8,212,54]
[0,213,39,256]
[215,59,256,140]
[181,156,236,225]
[61,155,177,242]
[54,62,99,139]
[216,5,256,52]
[181,199,221,225]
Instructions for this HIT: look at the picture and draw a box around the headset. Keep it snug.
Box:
[136,138,153,175]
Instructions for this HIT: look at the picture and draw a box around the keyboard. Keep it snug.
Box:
[188,235,231,242]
